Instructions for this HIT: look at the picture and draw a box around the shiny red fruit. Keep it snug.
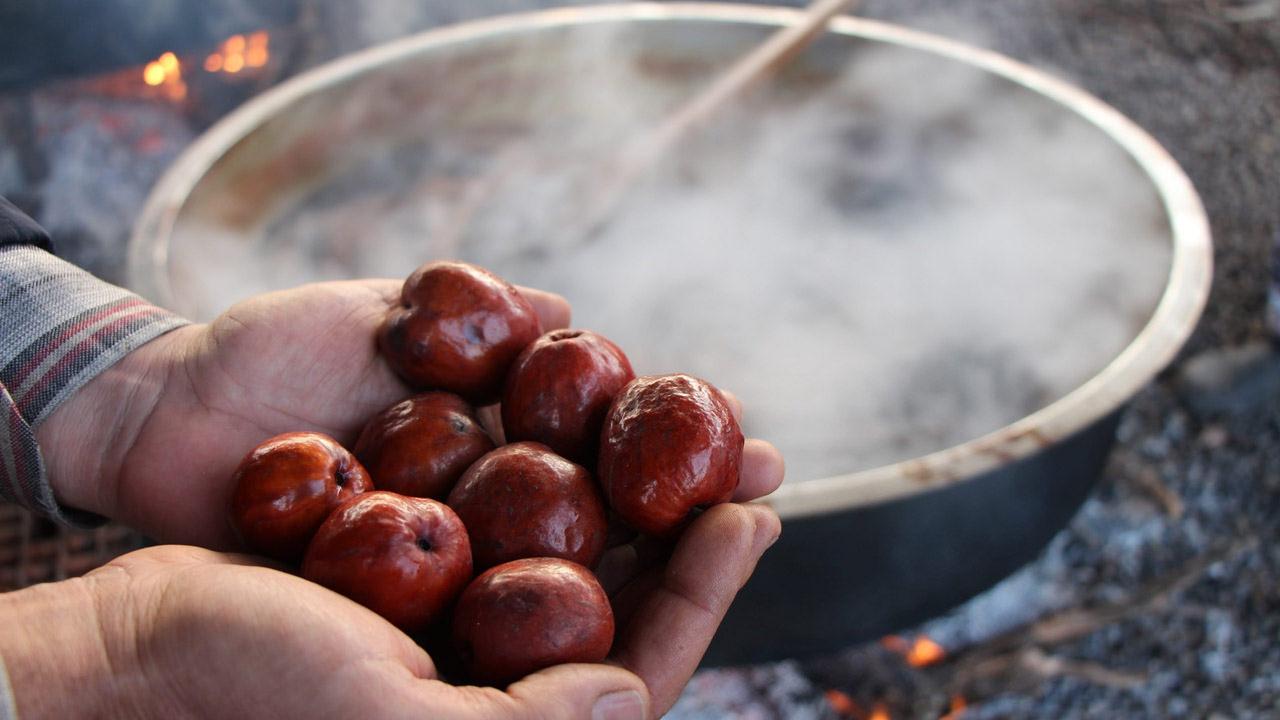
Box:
[379,261,542,404]
[597,374,744,537]
[354,392,494,499]
[302,491,473,633]
[447,442,607,571]
[452,558,614,686]
[229,432,372,562]
[501,329,634,466]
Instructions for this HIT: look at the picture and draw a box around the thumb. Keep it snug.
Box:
[433,663,651,720]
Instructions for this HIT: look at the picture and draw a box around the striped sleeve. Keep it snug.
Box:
[0,245,190,527]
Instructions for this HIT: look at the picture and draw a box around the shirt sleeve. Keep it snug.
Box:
[0,204,190,527]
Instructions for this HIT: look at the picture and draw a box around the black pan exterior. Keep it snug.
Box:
[704,411,1122,666]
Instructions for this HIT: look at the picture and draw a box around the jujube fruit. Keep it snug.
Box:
[229,431,372,562]
[447,442,607,571]
[452,557,614,686]
[302,491,473,633]
[501,329,634,466]
[354,392,494,499]
[379,261,542,404]
[597,374,743,537]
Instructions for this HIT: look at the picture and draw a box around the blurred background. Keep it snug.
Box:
[1,1,1277,718]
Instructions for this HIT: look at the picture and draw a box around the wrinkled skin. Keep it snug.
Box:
[447,442,607,571]
[598,374,744,537]
[501,329,634,466]
[453,558,614,687]
[229,431,372,562]
[380,261,542,404]
[355,392,495,499]
[303,491,473,634]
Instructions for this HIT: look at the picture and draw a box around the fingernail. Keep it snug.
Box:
[592,690,646,720]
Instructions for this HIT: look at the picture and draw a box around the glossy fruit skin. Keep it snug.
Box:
[354,392,494,499]
[379,261,542,405]
[230,432,372,563]
[452,557,614,686]
[302,491,473,633]
[447,442,607,571]
[501,329,634,466]
[598,374,744,537]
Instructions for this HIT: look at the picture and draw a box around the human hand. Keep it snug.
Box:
[29,277,786,717]
[39,279,782,551]
[0,500,778,718]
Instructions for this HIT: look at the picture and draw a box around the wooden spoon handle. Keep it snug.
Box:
[580,0,860,237]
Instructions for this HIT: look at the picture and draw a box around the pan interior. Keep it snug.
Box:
[163,17,1172,484]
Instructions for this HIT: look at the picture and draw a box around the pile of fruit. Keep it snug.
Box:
[228,261,744,686]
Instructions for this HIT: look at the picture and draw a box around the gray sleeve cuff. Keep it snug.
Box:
[0,245,190,528]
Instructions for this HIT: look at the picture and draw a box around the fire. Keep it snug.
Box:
[869,702,890,720]
[205,31,270,76]
[880,634,946,667]
[138,31,270,103]
[141,51,186,100]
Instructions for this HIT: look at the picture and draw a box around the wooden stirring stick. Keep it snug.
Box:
[616,0,860,179]
[451,0,860,253]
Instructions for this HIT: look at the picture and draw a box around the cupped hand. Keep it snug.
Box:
[42,279,783,551]
[44,500,777,719]
[30,278,787,718]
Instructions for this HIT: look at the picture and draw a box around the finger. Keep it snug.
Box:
[516,286,572,330]
[733,439,785,502]
[477,404,506,444]
[598,441,784,593]
[718,388,743,423]
[358,278,571,332]
[595,535,670,596]
[361,278,403,305]
[420,664,649,720]
[610,503,780,715]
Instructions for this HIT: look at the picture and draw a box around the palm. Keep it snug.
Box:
[117,281,418,547]
[116,279,569,549]
[189,280,408,438]
[98,545,438,718]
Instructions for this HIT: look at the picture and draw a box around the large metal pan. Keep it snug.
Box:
[128,3,1211,665]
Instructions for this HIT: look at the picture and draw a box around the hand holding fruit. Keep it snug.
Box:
[31,261,784,719]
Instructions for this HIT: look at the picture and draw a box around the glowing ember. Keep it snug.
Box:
[880,634,946,667]
[823,688,863,718]
[205,31,270,77]
[141,51,186,100]
[142,63,165,87]
[869,702,890,720]
[246,31,270,68]
[907,636,946,667]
